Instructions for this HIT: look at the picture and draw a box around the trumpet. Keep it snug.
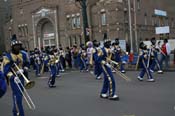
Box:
[13,63,35,89]
[11,66,36,110]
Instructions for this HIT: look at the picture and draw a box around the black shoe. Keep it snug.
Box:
[49,85,56,88]
[108,95,119,101]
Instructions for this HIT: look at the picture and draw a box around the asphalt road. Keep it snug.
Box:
[0,70,175,116]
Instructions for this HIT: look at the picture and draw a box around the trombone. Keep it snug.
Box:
[105,58,131,82]
[11,65,36,110]
[135,55,140,70]
[13,63,35,89]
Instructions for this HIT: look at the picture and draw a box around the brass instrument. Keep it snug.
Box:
[11,64,36,110]
[106,58,119,66]
[40,63,45,75]
[103,59,131,82]
[0,61,3,72]
[135,55,140,70]
[49,55,57,65]
[135,49,141,70]
[97,48,103,56]
[13,63,35,89]
[147,46,152,68]
[40,55,45,74]
[89,48,96,65]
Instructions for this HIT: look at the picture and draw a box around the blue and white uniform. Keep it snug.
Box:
[3,51,29,116]
[93,42,119,100]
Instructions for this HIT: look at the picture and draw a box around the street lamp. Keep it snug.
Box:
[75,0,89,43]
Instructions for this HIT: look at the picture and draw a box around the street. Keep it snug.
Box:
[0,70,175,116]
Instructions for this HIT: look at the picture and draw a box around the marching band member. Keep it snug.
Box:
[34,48,41,77]
[91,40,102,80]
[42,50,49,73]
[53,48,61,77]
[86,41,94,72]
[137,42,155,82]
[20,48,30,80]
[0,55,6,98]
[65,47,72,69]
[113,38,126,73]
[3,35,30,116]
[59,48,65,72]
[149,37,163,73]
[48,48,57,88]
[29,51,35,70]
[94,39,119,100]
[79,44,88,72]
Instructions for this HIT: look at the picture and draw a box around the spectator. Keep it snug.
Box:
[71,45,79,69]
[159,38,171,70]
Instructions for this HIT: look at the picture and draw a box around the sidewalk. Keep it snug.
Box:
[126,62,175,71]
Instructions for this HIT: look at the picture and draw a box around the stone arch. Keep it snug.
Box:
[36,17,56,49]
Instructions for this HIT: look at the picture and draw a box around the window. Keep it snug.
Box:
[72,17,76,29]
[118,0,123,3]
[137,0,141,11]
[18,25,22,37]
[165,17,169,26]
[67,0,73,3]
[66,15,71,30]
[171,18,174,27]
[152,15,155,26]
[101,12,107,25]
[144,13,147,25]
[76,16,80,28]
[19,0,22,3]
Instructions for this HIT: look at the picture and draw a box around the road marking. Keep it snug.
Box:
[38,77,49,79]
[123,114,136,116]
[60,73,69,75]
[38,73,70,79]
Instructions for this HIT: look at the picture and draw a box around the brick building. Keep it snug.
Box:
[0,0,12,53]
[3,0,175,52]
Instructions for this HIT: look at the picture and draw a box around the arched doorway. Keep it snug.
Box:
[36,18,56,49]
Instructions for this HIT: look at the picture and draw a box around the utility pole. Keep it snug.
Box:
[133,0,138,53]
[75,0,89,43]
[128,0,133,53]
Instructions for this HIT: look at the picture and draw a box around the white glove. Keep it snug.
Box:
[14,76,21,84]
[144,54,147,58]
[16,69,24,75]
[55,60,59,63]
[106,63,111,68]
[101,60,106,65]
[24,67,28,71]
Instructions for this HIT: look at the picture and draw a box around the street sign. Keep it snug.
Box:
[154,9,167,17]
[155,26,170,34]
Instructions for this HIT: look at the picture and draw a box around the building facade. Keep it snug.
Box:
[4,0,175,52]
[0,0,12,53]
